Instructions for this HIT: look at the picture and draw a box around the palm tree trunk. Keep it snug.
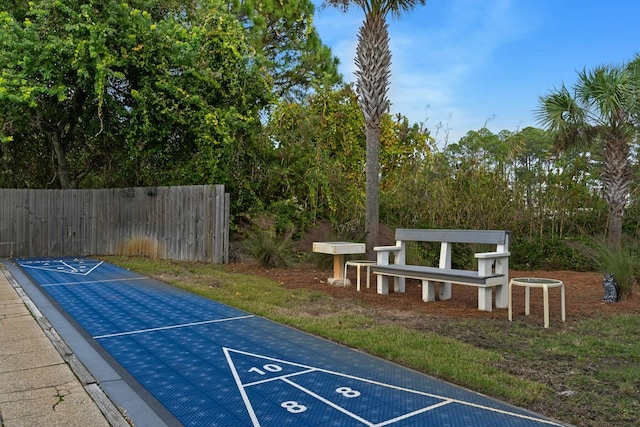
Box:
[355,12,390,258]
[365,124,380,257]
[602,135,632,248]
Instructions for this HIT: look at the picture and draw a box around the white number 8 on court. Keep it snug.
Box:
[336,387,361,398]
[281,401,307,413]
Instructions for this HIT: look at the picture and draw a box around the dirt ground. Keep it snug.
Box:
[226,263,639,322]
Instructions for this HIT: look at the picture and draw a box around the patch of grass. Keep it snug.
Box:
[104,256,639,426]
[430,314,640,426]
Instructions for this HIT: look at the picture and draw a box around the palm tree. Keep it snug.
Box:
[536,59,640,247]
[324,0,426,257]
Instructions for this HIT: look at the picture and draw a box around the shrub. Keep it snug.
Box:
[510,237,592,271]
[239,215,298,267]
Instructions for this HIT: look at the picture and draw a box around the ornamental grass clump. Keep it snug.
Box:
[581,238,639,300]
[241,215,297,267]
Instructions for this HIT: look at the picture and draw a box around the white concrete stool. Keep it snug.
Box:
[344,260,377,291]
[508,278,565,328]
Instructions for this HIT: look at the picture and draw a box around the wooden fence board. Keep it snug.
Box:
[0,185,228,262]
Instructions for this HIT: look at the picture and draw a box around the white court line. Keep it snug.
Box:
[243,369,316,388]
[224,348,261,427]
[93,315,254,339]
[41,277,147,287]
[81,260,103,274]
[240,366,456,426]
[375,401,452,427]
[59,259,78,272]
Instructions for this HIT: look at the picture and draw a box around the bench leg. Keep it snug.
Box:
[377,275,389,295]
[439,282,451,300]
[393,277,405,293]
[422,280,436,302]
[478,288,493,311]
[543,284,550,328]
[495,283,508,309]
[560,283,566,322]
[508,281,514,321]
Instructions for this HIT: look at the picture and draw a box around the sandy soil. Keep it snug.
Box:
[225,264,639,322]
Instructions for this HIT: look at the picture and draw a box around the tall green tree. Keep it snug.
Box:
[265,84,366,230]
[264,84,430,235]
[536,59,640,247]
[510,127,554,210]
[0,0,271,190]
[232,0,342,101]
[324,0,426,257]
[158,0,342,101]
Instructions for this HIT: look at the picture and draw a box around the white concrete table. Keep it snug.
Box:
[508,277,566,328]
[312,242,366,286]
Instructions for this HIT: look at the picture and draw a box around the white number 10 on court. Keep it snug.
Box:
[248,364,361,414]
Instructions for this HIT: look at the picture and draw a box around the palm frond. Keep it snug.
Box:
[577,65,631,126]
[384,0,427,17]
[325,0,426,17]
[625,55,640,123]
[535,85,589,150]
[535,85,582,130]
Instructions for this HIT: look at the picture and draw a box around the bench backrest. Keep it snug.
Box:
[395,229,509,247]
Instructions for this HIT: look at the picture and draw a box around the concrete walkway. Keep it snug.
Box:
[0,264,124,427]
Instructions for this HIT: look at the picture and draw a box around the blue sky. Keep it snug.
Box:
[312,0,640,146]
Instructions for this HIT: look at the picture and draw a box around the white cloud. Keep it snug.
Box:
[313,0,538,145]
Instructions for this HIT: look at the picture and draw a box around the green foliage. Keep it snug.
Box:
[263,84,433,235]
[2,1,639,272]
[239,215,298,267]
[379,125,615,273]
[0,0,271,192]
[382,148,515,231]
[260,94,633,273]
[263,84,366,230]
[232,0,342,101]
[510,237,592,271]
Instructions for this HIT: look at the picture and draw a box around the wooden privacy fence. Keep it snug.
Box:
[0,185,229,263]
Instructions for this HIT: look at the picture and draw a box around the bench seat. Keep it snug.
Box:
[372,265,504,287]
[372,264,505,311]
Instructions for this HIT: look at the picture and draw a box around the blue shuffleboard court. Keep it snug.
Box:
[12,257,568,427]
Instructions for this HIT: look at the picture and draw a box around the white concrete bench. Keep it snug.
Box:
[371,229,510,311]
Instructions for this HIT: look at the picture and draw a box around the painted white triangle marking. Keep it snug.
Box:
[20,259,103,276]
[223,347,450,427]
[223,347,563,427]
